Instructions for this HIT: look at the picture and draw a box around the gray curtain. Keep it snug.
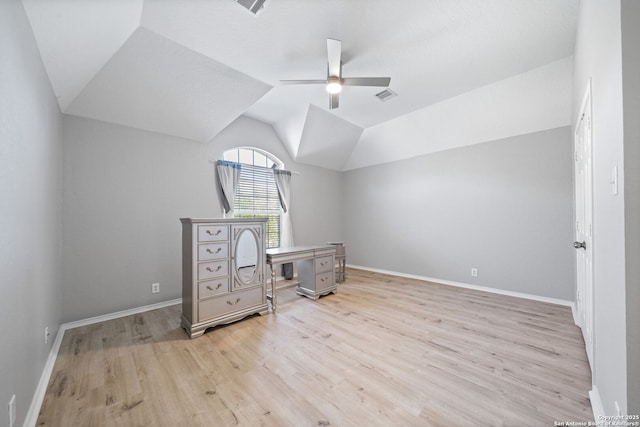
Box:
[216,160,241,214]
[273,169,292,213]
[273,168,294,248]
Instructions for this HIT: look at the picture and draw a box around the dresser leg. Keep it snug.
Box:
[271,265,277,313]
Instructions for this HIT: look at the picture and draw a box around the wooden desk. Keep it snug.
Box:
[266,245,337,312]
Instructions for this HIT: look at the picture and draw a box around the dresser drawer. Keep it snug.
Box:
[198,286,264,321]
[315,271,334,290]
[198,260,229,280]
[198,225,228,242]
[198,278,229,299]
[198,242,228,261]
[315,255,333,273]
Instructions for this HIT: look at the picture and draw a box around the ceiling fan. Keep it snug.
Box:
[280,38,391,110]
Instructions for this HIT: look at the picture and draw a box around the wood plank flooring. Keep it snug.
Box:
[37,268,593,426]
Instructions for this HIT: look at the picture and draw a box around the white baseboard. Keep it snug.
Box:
[23,298,182,427]
[23,321,66,427]
[347,264,575,307]
[571,302,579,326]
[61,298,182,330]
[589,385,605,420]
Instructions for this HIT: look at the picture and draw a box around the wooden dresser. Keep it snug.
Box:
[180,218,268,338]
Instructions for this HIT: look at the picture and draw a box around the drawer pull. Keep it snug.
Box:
[206,247,222,254]
[320,262,328,267]
[206,283,223,291]
[320,277,326,282]
[226,298,241,306]
[206,229,222,236]
[206,265,222,272]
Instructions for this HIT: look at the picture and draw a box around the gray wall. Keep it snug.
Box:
[573,0,628,415]
[62,114,343,322]
[622,0,640,415]
[62,116,215,322]
[0,0,63,425]
[344,127,575,301]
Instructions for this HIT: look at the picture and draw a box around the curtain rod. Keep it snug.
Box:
[209,159,299,175]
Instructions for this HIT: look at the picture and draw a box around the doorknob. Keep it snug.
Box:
[573,241,587,250]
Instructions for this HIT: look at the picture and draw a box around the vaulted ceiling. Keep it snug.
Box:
[22,0,578,171]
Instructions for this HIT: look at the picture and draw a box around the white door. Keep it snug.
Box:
[574,82,594,370]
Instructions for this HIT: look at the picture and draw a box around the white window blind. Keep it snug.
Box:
[224,148,282,249]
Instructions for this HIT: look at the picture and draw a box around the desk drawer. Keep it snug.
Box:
[315,271,334,290]
[198,225,228,242]
[198,243,228,261]
[315,255,333,273]
[198,286,263,320]
[199,278,229,299]
[198,260,229,280]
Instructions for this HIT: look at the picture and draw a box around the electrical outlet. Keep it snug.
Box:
[8,394,16,427]
[45,326,50,344]
[151,283,160,294]
[471,268,478,277]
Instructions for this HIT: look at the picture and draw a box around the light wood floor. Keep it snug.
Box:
[37,268,593,426]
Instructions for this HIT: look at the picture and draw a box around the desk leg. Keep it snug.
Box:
[270,264,277,313]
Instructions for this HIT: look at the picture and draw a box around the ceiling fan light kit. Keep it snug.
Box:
[281,38,391,109]
[326,77,342,94]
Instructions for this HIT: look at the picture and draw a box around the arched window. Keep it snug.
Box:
[223,148,283,248]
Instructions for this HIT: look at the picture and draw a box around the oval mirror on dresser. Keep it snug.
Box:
[235,228,258,285]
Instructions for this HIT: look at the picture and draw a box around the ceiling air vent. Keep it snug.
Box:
[375,89,397,102]
[235,0,269,15]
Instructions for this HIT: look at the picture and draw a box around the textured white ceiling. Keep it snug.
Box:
[22,0,143,110]
[22,0,578,170]
[66,28,271,142]
[344,57,574,170]
[296,105,363,171]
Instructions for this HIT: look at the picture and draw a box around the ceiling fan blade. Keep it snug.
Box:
[329,93,339,110]
[327,38,342,78]
[342,77,391,87]
[280,79,327,85]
